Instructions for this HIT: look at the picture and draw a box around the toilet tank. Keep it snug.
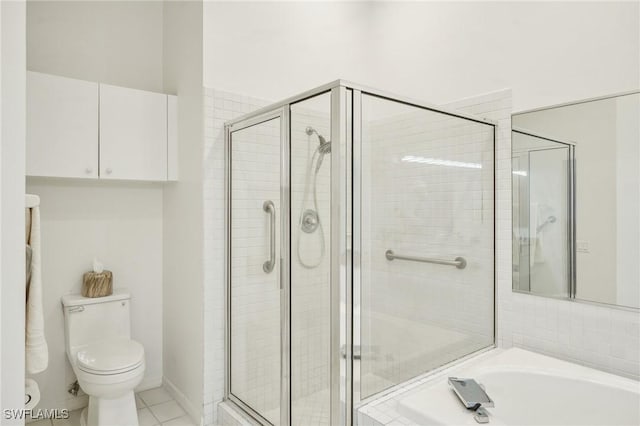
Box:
[61,290,131,357]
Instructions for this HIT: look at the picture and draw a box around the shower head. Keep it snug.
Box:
[305,126,331,154]
[318,139,331,154]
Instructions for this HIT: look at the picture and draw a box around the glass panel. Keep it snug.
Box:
[290,92,332,426]
[359,94,495,399]
[512,131,570,298]
[230,117,282,425]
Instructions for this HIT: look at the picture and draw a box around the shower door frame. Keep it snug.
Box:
[224,106,291,426]
[224,82,354,426]
[511,127,577,299]
[224,81,499,426]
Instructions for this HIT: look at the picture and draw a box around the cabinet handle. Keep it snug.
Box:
[105,168,113,175]
[85,168,93,174]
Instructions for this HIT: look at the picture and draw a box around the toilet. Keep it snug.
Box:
[62,290,145,426]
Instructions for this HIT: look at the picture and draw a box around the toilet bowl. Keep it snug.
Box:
[62,291,145,426]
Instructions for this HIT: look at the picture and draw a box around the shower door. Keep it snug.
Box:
[226,108,290,426]
[225,88,349,426]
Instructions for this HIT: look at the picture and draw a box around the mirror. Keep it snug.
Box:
[512,92,639,309]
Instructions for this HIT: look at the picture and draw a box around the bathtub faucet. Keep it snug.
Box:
[448,377,494,424]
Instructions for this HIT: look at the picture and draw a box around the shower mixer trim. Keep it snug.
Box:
[301,209,320,233]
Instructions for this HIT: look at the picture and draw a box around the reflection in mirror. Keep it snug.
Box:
[512,92,639,309]
[512,129,574,299]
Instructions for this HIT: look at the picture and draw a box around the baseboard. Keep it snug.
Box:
[163,377,201,426]
[135,374,163,392]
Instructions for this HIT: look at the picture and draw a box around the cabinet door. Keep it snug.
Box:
[99,84,167,181]
[27,72,99,178]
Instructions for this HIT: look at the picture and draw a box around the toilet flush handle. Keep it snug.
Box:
[68,306,85,313]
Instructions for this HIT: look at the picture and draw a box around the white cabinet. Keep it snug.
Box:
[99,84,168,181]
[27,71,99,178]
[26,72,177,181]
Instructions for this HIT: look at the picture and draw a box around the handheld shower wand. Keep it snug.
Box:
[298,127,331,269]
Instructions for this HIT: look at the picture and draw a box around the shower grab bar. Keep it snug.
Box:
[385,249,467,269]
[263,200,276,273]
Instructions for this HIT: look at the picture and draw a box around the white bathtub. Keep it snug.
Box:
[396,348,640,425]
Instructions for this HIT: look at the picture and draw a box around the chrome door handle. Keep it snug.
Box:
[263,200,276,273]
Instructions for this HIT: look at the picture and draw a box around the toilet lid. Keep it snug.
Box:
[77,338,144,375]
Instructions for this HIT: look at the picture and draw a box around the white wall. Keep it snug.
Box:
[1,0,26,423]
[25,0,165,411]
[27,0,164,92]
[162,1,204,423]
[203,1,639,112]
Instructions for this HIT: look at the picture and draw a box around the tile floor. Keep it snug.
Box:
[28,386,195,426]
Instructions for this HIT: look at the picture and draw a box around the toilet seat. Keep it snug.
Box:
[77,338,144,375]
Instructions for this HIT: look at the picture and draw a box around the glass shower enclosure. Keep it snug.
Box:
[224,81,496,426]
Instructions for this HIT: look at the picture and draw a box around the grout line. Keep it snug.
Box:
[137,386,193,426]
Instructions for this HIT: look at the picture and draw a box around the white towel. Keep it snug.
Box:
[26,205,48,374]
